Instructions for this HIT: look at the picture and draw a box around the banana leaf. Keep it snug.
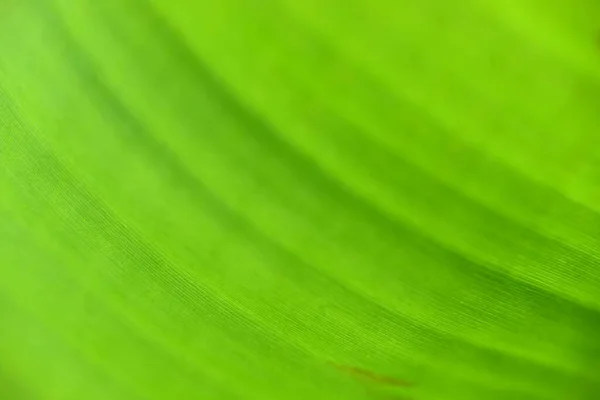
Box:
[1,0,599,399]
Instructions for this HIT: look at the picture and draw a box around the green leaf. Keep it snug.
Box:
[1,0,599,399]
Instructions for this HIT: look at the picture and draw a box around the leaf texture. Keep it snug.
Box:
[1,1,599,399]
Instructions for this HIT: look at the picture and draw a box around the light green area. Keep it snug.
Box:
[0,0,599,399]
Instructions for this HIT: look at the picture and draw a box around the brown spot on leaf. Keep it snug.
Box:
[331,363,413,387]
